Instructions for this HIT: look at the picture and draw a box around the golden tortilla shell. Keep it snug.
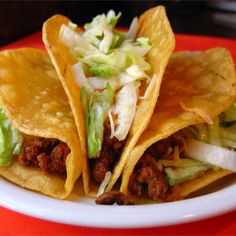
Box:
[0,48,82,199]
[42,5,175,195]
[121,48,236,200]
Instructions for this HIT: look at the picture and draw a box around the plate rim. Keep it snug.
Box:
[0,178,236,228]
[0,33,236,229]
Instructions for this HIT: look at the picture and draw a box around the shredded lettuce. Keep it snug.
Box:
[111,30,126,49]
[111,82,138,141]
[127,52,151,71]
[61,10,153,159]
[177,102,236,175]
[88,76,120,90]
[60,24,98,58]
[136,37,151,48]
[184,138,236,172]
[99,28,113,53]
[72,61,93,92]
[81,84,114,158]
[82,52,126,71]
[126,17,138,39]
[107,10,121,27]
[165,163,209,186]
[164,101,236,184]
[89,64,118,78]
[182,113,236,150]
[61,10,151,78]
[0,108,22,166]
[160,158,205,168]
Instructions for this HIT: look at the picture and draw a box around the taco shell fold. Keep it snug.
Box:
[121,48,236,201]
[42,5,175,195]
[0,48,82,199]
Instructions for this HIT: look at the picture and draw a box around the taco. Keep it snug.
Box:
[115,48,236,203]
[42,6,175,195]
[0,48,82,199]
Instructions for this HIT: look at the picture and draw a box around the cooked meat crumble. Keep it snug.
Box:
[18,138,70,174]
[96,191,135,205]
[91,125,125,183]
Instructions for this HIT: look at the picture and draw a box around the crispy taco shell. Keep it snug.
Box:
[0,48,82,199]
[42,6,175,195]
[121,48,236,201]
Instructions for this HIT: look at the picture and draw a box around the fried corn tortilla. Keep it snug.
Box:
[0,48,82,199]
[43,6,175,195]
[121,48,236,201]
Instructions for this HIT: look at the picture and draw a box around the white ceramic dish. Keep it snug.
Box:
[0,177,236,228]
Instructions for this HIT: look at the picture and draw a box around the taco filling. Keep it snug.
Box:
[0,48,82,199]
[59,10,155,183]
[43,6,175,196]
[0,76,70,177]
[114,48,236,203]
[128,103,236,201]
[18,137,70,175]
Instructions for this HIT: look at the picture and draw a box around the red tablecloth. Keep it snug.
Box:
[0,206,235,236]
[0,32,236,235]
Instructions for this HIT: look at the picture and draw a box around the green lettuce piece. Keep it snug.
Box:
[165,161,209,186]
[84,14,104,31]
[83,50,151,74]
[63,10,152,79]
[111,30,126,49]
[83,51,126,70]
[87,101,102,157]
[84,22,92,30]
[0,108,22,166]
[127,52,151,72]
[89,64,118,78]
[136,37,151,49]
[81,87,100,157]
[81,84,114,158]
[84,10,121,30]
[107,11,121,27]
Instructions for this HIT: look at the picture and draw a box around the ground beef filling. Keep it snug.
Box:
[90,125,125,183]
[128,135,184,201]
[91,126,125,183]
[96,191,134,205]
[145,134,185,159]
[128,154,169,201]
[18,138,70,175]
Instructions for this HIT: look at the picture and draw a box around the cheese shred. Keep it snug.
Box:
[139,74,158,100]
[179,101,213,125]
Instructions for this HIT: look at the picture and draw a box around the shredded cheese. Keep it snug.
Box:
[179,101,213,125]
[97,171,112,197]
[139,74,158,100]
[108,108,115,139]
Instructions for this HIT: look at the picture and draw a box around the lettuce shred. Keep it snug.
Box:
[81,84,114,158]
[0,107,22,166]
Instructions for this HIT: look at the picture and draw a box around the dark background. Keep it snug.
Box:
[0,0,236,46]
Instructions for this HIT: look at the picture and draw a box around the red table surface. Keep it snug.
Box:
[0,32,236,236]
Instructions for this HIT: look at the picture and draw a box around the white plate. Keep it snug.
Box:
[0,177,236,228]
